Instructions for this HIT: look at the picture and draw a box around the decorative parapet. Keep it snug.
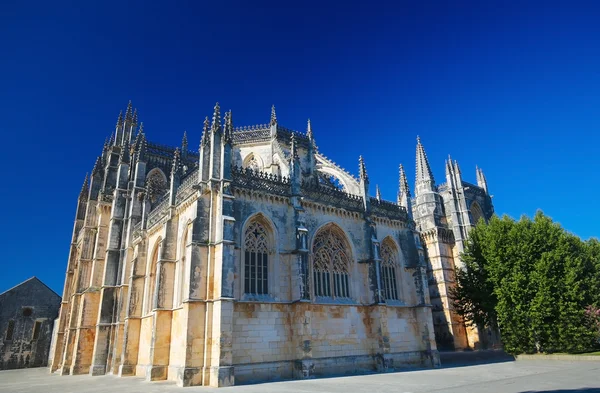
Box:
[370,197,408,221]
[231,166,291,196]
[232,125,271,144]
[301,180,364,212]
[147,192,171,228]
[175,168,199,204]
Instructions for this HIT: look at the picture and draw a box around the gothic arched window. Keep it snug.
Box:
[381,238,399,301]
[244,220,270,295]
[145,239,161,314]
[243,154,262,172]
[470,201,484,225]
[146,169,168,204]
[312,225,351,298]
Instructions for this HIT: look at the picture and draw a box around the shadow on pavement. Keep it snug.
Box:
[439,349,515,369]
[519,389,600,393]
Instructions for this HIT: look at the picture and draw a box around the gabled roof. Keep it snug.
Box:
[0,276,61,299]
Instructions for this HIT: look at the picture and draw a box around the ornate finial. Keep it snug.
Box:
[290,133,299,161]
[270,105,277,126]
[399,164,411,197]
[201,116,210,146]
[92,157,102,176]
[224,110,234,144]
[132,108,138,125]
[171,148,181,176]
[307,118,313,140]
[116,111,123,127]
[454,160,461,175]
[211,102,221,132]
[120,141,130,164]
[376,184,381,200]
[79,173,89,200]
[359,155,368,182]
[137,133,147,161]
[125,101,133,121]
[182,130,188,150]
[138,122,144,135]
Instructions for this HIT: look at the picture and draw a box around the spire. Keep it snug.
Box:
[224,110,233,144]
[109,131,115,145]
[359,155,368,182]
[270,105,277,126]
[290,133,299,161]
[137,132,147,162]
[92,157,102,176]
[138,122,144,135]
[116,111,123,128]
[211,102,221,132]
[79,173,89,200]
[132,108,138,125]
[125,100,133,122]
[376,185,381,201]
[120,141,130,164]
[201,116,210,146]
[415,136,435,186]
[182,130,188,152]
[399,164,411,197]
[171,148,181,176]
[453,160,461,176]
[445,155,454,183]
[398,164,413,218]
[476,166,489,194]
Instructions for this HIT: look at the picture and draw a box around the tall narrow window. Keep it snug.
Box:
[145,240,161,314]
[312,225,351,299]
[5,320,14,340]
[381,238,399,301]
[32,321,41,340]
[244,220,270,295]
[177,228,189,306]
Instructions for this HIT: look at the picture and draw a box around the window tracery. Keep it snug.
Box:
[244,220,270,295]
[312,225,351,298]
[146,169,168,203]
[380,239,399,301]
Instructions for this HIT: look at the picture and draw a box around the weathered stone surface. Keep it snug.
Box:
[0,277,61,370]
[50,102,497,387]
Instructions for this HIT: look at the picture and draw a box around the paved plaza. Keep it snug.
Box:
[0,360,598,393]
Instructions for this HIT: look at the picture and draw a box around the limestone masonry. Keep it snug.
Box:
[49,102,494,387]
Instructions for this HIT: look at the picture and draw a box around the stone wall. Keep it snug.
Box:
[0,278,61,370]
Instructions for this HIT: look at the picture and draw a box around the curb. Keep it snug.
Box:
[516,354,600,361]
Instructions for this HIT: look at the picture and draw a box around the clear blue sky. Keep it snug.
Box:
[1,1,599,294]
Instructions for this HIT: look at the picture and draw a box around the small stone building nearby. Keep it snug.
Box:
[0,277,61,370]
[50,102,493,387]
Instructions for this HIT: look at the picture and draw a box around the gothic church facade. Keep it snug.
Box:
[49,102,492,387]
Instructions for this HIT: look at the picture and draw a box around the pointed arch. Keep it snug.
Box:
[470,201,484,225]
[242,213,275,296]
[145,168,168,203]
[242,153,263,172]
[145,237,162,314]
[311,223,352,299]
[175,221,192,306]
[380,237,400,301]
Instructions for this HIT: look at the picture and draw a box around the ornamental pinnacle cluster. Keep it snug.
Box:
[50,101,494,387]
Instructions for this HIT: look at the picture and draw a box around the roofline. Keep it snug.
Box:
[0,276,61,299]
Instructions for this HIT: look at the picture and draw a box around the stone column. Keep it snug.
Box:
[175,196,209,387]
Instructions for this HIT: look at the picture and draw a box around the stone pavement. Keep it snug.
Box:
[0,360,599,393]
